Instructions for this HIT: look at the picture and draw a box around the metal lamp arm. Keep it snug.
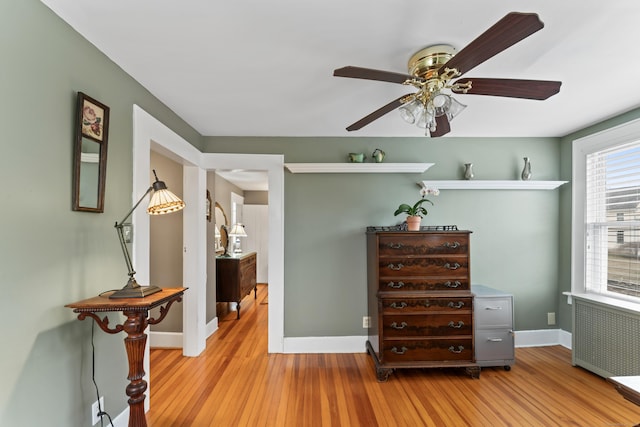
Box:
[116,185,153,227]
[116,223,135,279]
[114,185,153,282]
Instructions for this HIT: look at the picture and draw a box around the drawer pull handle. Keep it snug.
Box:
[386,242,404,249]
[448,301,465,309]
[443,262,461,270]
[448,345,465,354]
[391,346,408,355]
[448,320,465,329]
[387,281,405,289]
[442,241,460,249]
[390,321,408,330]
[387,263,404,271]
[488,338,503,342]
[444,281,461,288]
[485,306,503,310]
[389,302,407,309]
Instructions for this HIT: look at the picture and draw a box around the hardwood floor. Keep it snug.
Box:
[148,285,640,426]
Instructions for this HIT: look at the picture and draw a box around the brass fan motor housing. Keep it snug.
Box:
[408,45,456,79]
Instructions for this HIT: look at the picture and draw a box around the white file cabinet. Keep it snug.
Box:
[472,285,515,370]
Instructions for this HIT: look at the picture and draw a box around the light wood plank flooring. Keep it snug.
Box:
[148,285,640,426]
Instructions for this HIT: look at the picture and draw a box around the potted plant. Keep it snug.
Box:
[394,187,439,231]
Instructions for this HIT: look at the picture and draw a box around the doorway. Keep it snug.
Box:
[132,105,285,359]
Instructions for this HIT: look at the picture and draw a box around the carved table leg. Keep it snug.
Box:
[236,301,241,320]
[122,309,150,427]
[67,289,185,427]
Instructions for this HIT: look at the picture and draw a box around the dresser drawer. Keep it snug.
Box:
[382,339,473,362]
[475,297,512,328]
[380,278,470,292]
[383,313,473,337]
[379,234,469,256]
[379,257,469,277]
[381,297,472,314]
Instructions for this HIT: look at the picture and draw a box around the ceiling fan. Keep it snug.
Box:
[333,12,562,137]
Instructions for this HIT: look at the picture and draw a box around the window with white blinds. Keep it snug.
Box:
[585,141,640,300]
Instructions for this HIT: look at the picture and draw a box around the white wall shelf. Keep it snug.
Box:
[285,163,434,174]
[420,180,567,190]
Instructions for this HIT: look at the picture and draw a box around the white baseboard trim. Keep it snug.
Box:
[206,317,219,339]
[283,335,368,353]
[514,329,572,350]
[150,317,218,349]
[110,408,128,427]
[149,331,182,348]
[149,328,573,353]
[282,329,573,354]
[558,329,572,349]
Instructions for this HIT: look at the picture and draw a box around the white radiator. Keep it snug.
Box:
[573,297,640,377]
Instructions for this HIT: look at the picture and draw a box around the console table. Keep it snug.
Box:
[66,287,186,427]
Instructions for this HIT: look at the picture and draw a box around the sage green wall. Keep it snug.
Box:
[204,137,563,335]
[7,1,640,424]
[0,1,201,425]
[557,106,640,332]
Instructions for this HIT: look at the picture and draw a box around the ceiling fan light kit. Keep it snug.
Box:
[333,12,562,137]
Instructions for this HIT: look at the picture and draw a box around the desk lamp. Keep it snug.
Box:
[110,169,185,299]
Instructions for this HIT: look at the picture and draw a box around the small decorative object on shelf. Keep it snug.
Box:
[372,148,385,163]
[393,186,439,231]
[521,157,532,181]
[464,163,474,180]
[348,152,365,163]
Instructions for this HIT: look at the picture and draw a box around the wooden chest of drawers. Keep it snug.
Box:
[366,230,479,381]
[216,252,257,319]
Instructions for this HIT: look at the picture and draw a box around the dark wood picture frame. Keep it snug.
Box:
[72,92,109,213]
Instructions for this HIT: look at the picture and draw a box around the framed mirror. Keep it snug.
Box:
[214,202,228,253]
[72,92,109,213]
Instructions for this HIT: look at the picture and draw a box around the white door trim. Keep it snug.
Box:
[201,153,285,353]
[132,105,285,358]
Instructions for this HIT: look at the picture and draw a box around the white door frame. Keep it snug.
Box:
[132,105,285,357]
[201,153,284,353]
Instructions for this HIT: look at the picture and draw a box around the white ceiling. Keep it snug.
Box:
[41,1,640,187]
[215,169,268,192]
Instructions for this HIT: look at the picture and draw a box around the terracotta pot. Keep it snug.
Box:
[406,215,421,231]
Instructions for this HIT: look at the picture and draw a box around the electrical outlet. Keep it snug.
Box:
[547,312,556,325]
[362,316,371,328]
[122,223,133,243]
[91,396,104,425]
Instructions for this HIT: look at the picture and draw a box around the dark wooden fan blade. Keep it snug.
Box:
[334,66,421,85]
[440,12,544,77]
[431,115,450,137]
[452,78,561,100]
[345,94,410,131]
